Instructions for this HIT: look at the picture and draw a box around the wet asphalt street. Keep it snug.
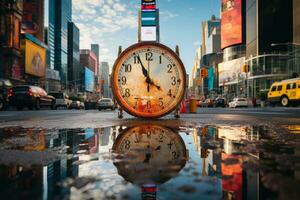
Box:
[0,107,300,200]
[0,107,300,129]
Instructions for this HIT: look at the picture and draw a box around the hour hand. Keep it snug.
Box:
[137,56,148,77]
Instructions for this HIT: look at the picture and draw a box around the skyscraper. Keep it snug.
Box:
[197,16,222,97]
[91,44,100,94]
[49,0,72,89]
[100,62,111,98]
[68,22,80,92]
[91,44,99,76]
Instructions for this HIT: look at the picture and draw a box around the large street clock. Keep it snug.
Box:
[111,42,186,118]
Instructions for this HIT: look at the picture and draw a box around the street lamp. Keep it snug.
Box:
[271,42,300,47]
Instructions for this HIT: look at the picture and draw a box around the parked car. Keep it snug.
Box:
[48,92,72,109]
[202,99,216,107]
[79,101,85,109]
[9,86,55,110]
[69,100,81,109]
[98,98,115,111]
[229,98,248,108]
[215,98,227,107]
[0,79,13,110]
[268,78,300,107]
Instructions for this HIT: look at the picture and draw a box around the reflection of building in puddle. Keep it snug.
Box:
[0,128,102,199]
[192,126,221,177]
[112,125,188,199]
[78,129,99,154]
[285,125,300,134]
[192,125,265,200]
[96,127,111,146]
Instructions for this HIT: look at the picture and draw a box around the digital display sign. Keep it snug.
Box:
[141,27,157,41]
[218,57,246,86]
[141,0,156,10]
[221,0,242,49]
[85,67,95,92]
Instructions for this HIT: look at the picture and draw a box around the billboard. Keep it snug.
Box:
[85,67,95,92]
[221,0,242,49]
[24,39,46,77]
[141,27,157,41]
[218,57,245,86]
[142,0,156,10]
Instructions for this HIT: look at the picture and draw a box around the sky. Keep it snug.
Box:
[72,0,220,75]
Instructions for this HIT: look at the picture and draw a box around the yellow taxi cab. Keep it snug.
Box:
[267,78,300,106]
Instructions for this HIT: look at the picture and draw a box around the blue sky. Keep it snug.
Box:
[72,0,220,74]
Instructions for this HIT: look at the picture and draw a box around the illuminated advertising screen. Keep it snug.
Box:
[218,57,245,86]
[85,67,95,92]
[24,39,46,77]
[221,0,242,49]
[141,0,156,10]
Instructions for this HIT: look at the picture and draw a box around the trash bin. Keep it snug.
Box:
[189,98,197,113]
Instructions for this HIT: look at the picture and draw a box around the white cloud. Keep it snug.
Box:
[160,10,179,20]
[72,0,139,66]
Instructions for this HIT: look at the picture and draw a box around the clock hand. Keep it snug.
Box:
[149,80,161,90]
[137,56,148,78]
[155,146,161,151]
[143,145,151,163]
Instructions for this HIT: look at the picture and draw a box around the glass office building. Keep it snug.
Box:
[245,0,294,98]
[68,22,80,92]
[48,0,72,88]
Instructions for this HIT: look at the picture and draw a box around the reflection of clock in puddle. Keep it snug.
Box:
[112,125,188,187]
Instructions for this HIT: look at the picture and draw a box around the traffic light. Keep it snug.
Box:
[200,68,208,78]
[242,64,249,73]
[197,77,202,86]
[201,148,209,158]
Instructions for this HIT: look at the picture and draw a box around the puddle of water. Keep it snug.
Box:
[0,124,299,200]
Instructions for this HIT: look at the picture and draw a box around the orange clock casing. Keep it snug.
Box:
[111,42,186,118]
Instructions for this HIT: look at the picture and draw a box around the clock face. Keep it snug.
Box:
[112,42,186,118]
[112,125,188,184]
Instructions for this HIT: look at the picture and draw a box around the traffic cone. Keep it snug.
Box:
[179,99,187,113]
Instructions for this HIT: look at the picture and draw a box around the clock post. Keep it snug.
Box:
[174,45,181,119]
[115,45,124,119]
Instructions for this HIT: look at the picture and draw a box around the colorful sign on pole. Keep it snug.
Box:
[140,0,159,42]
[141,27,157,41]
[141,0,156,10]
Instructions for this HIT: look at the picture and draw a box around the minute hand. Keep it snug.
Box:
[137,56,148,77]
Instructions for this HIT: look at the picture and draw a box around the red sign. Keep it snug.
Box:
[141,0,156,10]
[221,0,242,49]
